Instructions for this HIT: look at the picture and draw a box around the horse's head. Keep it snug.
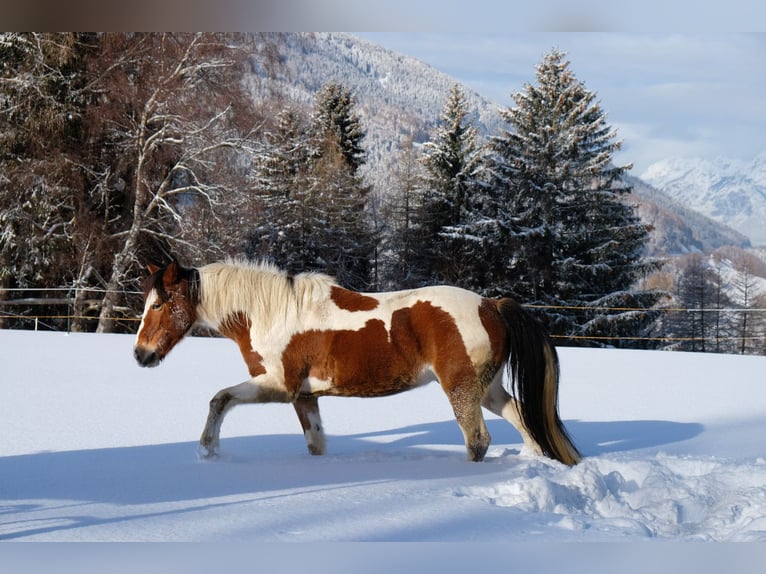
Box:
[134,260,200,368]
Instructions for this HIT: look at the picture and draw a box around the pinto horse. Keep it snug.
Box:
[133,259,580,466]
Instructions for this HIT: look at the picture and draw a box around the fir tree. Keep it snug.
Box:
[415,84,485,288]
[485,49,660,343]
[312,82,366,174]
[246,106,314,273]
[247,83,375,290]
[0,34,90,313]
[309,82,374,289]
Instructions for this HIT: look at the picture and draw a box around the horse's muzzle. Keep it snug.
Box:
[134,346,161,368]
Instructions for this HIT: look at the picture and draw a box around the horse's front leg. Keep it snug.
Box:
[293,396,326,455]
[199,379,291,458]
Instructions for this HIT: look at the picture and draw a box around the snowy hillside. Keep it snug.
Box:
[641,153,766,246]
[626,174,750,255]
[249,32,503,192]
[2,329,766,547]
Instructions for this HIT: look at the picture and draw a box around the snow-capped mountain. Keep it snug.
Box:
[641,154,766,246]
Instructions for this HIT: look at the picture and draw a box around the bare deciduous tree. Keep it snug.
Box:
[87,33,265,332]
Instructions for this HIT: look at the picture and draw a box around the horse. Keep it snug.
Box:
[133,258,581,466]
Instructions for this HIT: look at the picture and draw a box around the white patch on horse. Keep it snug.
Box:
[415,365,437,387]
[304,410,325,455]
[300,376,334,395]
[135,289,159,343]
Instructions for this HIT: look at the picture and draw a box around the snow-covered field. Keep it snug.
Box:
[2,329,766,568]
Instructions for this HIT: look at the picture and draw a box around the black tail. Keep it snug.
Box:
[497,299,581,466]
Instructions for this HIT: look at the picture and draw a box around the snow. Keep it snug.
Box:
[2,329,766,568]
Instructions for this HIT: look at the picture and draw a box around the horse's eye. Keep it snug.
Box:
[152,302,163,311]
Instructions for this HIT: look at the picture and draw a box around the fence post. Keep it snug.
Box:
[67,285,72,334]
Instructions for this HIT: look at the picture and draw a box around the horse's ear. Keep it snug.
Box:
[163,259,180,283]
[147,263,161,275]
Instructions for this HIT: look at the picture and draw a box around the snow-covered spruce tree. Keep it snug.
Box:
[485,49,661,344]
[414,84,486,289]
[312,82,366,174]
[309,83,375,290]
[248,83,375,291]
[246,106,316,274]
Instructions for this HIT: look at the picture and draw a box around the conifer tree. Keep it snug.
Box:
[671,254,730,352]
[0,33,91,325]
[416,84,484,288]
[246,106,314,273]
[485,49,660,342]
[312,82,366,174]
[248,83,375,290]
[309,82,374,289]
[731,253,763,355]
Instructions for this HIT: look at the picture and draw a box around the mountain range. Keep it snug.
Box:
[255,33,755,257]
[641,155,766,247]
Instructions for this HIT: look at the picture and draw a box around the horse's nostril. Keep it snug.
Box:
[134,346,159,367]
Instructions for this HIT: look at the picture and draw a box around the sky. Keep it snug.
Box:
[354,33,766,176]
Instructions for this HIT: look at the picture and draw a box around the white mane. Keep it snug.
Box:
[194,259,336,333]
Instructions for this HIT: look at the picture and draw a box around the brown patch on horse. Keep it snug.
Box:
[218,312,266,377]
[407,301,476,395]
[282,318,420,398]
[479,299,509,365]
[330,286,379,312]
[142,261,199,306]
[281,300,477,399]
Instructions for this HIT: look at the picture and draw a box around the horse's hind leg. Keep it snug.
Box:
[443,382,491,462]
[481,376,542,456]
[453,400,491,462]
[199,380,291,458]
[293,396,326,455]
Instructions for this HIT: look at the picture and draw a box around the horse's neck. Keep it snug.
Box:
[193,264,251,329]
[194,263,328,333]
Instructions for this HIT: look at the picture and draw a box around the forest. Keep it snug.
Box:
[1,33,764,354]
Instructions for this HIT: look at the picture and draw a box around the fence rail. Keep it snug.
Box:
[0,286,141,331]
[1,288,764,348]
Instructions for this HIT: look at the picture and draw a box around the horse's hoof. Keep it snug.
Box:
[307,444,326,456]
[197,443,219,460]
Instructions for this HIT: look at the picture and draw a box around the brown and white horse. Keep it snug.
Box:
[133,259,581,466]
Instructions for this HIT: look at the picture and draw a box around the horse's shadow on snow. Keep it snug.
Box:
[0,417,703,539]
[0,418,701,505]
[345,418,703,458]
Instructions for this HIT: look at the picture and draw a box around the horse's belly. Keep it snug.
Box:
[298,365,435,398]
